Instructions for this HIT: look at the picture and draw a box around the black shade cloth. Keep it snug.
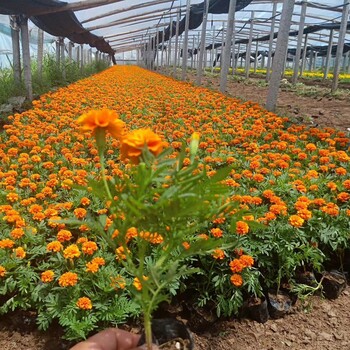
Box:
[0,0,115,55]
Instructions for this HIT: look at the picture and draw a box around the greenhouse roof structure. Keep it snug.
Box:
[0,0,349,55]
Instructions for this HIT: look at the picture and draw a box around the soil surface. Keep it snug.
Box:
[1,71,350,350]
[183,70,350,132]
[0,287,349,350]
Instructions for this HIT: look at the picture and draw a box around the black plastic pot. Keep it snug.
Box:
[266,290,293,319]
[138,318,194,350]
[244,296,269,323]
[320,271,347,300]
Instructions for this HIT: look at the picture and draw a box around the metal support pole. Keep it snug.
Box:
[196,0,209,85]
[292,0,307,84]
[266,2,278,81]
[168,18,173,68]
[219,0,237,92]
[332,0,350,92]
[60,37,66,80]
[300,33,308,75]
[19,16,33,101]
[254,37,259,73]
[181,0,191,80]
[37,28,44,81]
[10,16,21,85]
[245,12,254,79]
[174,10,180,75]
[210,26,215,73]
[266,0,295,111]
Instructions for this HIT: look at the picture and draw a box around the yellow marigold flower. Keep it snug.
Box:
[57,229,72,242]
[76,297,92,310]
[230,274,243,287]
[41,270,54,283]
[77,109,125,139]
[0,265,6,277]
[236,221,249,235]
[58,272,78,287]
[63,244,81,259]
[288,215,304,228]
[14,247,26,259]
[120,128,164,164]
[82,241,98,255]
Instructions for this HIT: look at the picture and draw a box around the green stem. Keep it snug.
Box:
[99,155,113,200]
[143,309,153,350]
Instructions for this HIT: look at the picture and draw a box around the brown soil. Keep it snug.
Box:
[183,70,350,132]
[1,287,349,350]
[1,72,350,350]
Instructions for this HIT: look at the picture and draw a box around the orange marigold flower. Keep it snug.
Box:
[91,257,105,266]
[41,270,54,283]
[10,228,25,240]
[0,265,6,277]
[236,221,249,235]
[110,275,126,290]
[63,244,81,259]
[229,259,244,273]
[115,246,130,260]
[182,242,190,250]
[6,192,19,202]
[57,229,72,242]
[289,215,304,228]
[239,255,254,268]
[76,297,92,310]
[133,276,149,291]
[343,179,350,190]
[47,241,63,252]
[120,128,164,164]
[14,247,26,259]
[58,272,78,287]
[77,109,125,139]
[230,274,243,287]
[210,227,223,238]
[212,249,225,260]
[0,239,15,249]
[80,197,91,206]
[297,209,312,220]
[337,192,350,203]
[74,208,87,219]
[86,261,99,273]
[82,241,98,255]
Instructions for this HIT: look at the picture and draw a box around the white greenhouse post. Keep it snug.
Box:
[331,0,350,92]
[292,0,307,84]
[168,18,173,68]
[10,16,21,85]
[80,44,84,73]
[235,43,240,71]
[174,9,180,75]
[60,38,66,80]
[56,39,60,65]
[37,28,44,81]
[342,51,349,71]
[196,0,210,85]
[300,33,308,75]
[155,30,159,70]
[181,0,191,81]
[68,41,73,63]
[266,2,278,81]
[161,28,165,67]
[190,36,195,69]
[245,12,254,79]
[220,21,225,69]
[266,0,295,112]
[348,53,350,73]
[313,52,317,70]
[254,38,259,73]
[219,0,236,92]
[19,16,33,101]
[210,26,215,73]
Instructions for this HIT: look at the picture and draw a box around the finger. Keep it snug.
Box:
[70,328,141,350]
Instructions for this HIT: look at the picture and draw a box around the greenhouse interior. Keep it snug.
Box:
[0,1,350,349]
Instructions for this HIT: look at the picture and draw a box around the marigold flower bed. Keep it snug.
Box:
[0,66,349,340]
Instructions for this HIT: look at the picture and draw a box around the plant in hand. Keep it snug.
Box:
[72,109,250,349]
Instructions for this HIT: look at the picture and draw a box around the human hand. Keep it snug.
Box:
[70,328,158,350]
